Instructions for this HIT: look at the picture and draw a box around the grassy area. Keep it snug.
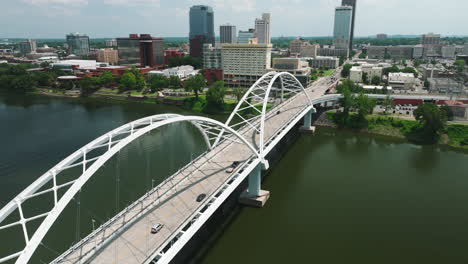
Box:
[323,69,336,77]
[326,112,468,149]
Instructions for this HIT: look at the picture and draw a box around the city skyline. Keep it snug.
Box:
[2,0,468,39]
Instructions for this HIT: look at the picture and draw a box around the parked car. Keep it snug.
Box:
[196,193,207,202]
[225,161,241,173]
[151,223,164,234]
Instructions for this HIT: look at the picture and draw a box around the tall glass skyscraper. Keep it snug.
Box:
[333,6,353,50]
[342,0,357,51]
[189,5,215,45]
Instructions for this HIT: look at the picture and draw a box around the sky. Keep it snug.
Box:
[1,0,468,39]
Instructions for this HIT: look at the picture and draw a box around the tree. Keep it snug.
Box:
[413,103,447,141]
[205,81,227,111]
[99,72,114,87]
[169,75,181,88]
[382,96,393,114]
[233,86,247,103]
[454,60,465,73]
[440,105,454,121]
[148,74,169,92]
[135,75,146,91]
[11,75,37,91]
[33,72,55,87]
[354,93,376,118]
[168,56,202,69]
[79,76,100,95]
[184,74,206,99]
[119,72,136,91]
[337,79,362,93]
[341,64,353,78]
[362,72,369,84]
[371,76,381,86]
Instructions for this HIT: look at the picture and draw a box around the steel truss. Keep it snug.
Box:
[0,114,261,264]
[215,71,312,157]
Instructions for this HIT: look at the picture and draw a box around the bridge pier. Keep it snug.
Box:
[239,161,270,208]
[299,107,317,134]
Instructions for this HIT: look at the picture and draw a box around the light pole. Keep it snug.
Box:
[92,219,97,249]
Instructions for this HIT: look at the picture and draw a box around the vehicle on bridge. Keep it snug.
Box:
[151,223,163,234]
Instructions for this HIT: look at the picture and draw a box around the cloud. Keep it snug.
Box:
[103,0,160,6]
[22,0,88,5]
[189,0,256,12]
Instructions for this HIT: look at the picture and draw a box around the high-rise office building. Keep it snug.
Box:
[421,33,441,45]
[19,39,37,55]
[333,6,353,50]
[341,0,356,51]
[221,43,272,87]
[189,5,215,58]
[66,33,90,56]
[220,24,237,44]
[117,34,164,67]
[238,29,256,44]
[255,13,271,44]
[97,48,119,64]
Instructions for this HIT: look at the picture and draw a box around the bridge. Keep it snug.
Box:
[0,71,459,264]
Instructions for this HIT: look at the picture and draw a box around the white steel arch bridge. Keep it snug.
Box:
[0,71,336,264]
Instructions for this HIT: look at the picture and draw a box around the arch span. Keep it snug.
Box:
[215,71,313,157]
[0,114,260,264]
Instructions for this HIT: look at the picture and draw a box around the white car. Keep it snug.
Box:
[151,223,164,234]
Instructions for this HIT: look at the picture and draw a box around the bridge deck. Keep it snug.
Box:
[58,77,333,264]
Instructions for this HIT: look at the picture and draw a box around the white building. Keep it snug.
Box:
[52,60,101,71]
[254,13,271,44]
[388,72,415,90]
[306,56,339,69]
[203,44,222,69]
[149,65,199,79]
[441,46,456,59]
[349,64,383,83]
[221,43,272,87]
[300,43,319,58]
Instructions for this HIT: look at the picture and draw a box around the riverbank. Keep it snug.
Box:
[29,87,241,114]
[315,111,468,150]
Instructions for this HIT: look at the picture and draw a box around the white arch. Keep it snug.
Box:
[216,72,312,157]
[0,114,260,264]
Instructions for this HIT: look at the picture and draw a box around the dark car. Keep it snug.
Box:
[196,193,207,202]
[225,161,241,173]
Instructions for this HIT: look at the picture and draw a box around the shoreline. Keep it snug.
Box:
[313,112,468,152]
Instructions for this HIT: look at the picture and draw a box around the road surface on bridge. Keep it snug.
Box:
[57,75,335,264]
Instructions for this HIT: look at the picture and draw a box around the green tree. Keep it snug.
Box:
[341,64,353,78]
[33,72,55,87]
[362,72,369,84]
[454,60,465,72]
[119,72,136,91]
[382,96,393,114]
[169,75,181,88]
[354,93,376,118]
[148,74,169,92]
[11,75,37,91]
[184,74,206,99]
[440,105,454,121]
[233,86,247,103]
[205,81,227,111]
[371,76,381,85]
[79,76,100,95]
[99,72,114,87]
[413,103,447,142]
[135,75,146,91]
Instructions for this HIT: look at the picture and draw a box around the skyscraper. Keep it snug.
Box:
[333,6,353,51]
[66,33,90,56]
[189,5,215,58]
[255,13,271,44]
[117,34,164,67]
[220,24,237,44]
[19,39,37,55]
[341,0,356,51]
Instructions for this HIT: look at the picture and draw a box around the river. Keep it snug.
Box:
[1,93,468,264]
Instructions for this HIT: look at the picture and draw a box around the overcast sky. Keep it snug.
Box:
[2,0,467,39]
